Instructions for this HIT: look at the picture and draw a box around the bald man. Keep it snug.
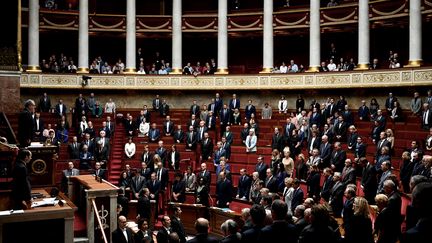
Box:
[186,218,218,243]
[112,215,134,243]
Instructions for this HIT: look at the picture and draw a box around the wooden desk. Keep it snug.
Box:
[70,175,118,243]
[167,202,207,235]
[208,207,243,237]
[0,189,75,243]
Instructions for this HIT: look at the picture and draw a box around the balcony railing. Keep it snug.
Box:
[20,67,432,90]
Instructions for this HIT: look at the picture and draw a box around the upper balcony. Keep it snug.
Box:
[20,67,432,90]
[21,0,432,36]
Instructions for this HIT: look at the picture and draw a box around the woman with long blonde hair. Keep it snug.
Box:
[344,197,374,243]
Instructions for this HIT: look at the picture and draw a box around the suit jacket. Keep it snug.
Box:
[167,150,180,170]
[229,98,240,111]
[422,109,432,128]
[172,180,186,203]
[216,179,233,207]
[347,133,358,150]
[185,131,197,148]
[190,104,200,116]
[272,133,284,152]
[94,146,109,162]
[33,118,44,136]
[134,229,153,243]
[156,227,170,243]
[319,142,332,167]
[55,103,67,117]
[196,126,208,142]
[255,162,268,181]
[376,138,391,157]
[283,123,296,139]
[265,176,278,193]
[329,181,345,216]
[125,120,136,134]
[187,119,199,130]
[94,168,107,180]
[163,121,175,135]
[205,115,216,130]
[68,142,80,159]
[173,130,185,143]
[61,168,79,192]
[240,128,249,142]
[410,98,422,114]
[258,220,298,243]
[131,175,146,197]
[358,105,370,120]
[137,196,151,221]
[341,167,356,186]
[171,216,187,243]
[222,142,231,160]
[18,108,34,147]
[141,152,154,169]
[149,128,161,142]
[307,136,321,153]
[197,170,211,189]
[354,143,366,159]
[237,175,252,199]
[291,187,304,212]
[330,150,347,172]
[220,109,231,125]
[213,148,226,165]
[361,163,377,203]
[245,104,256,120]
[385,97,397,110]
[146,179,161,197]
[342,197,355,229]
[186,233,219,243]
[38,96,51,112]
[321,176,334,202]
[112,228,135,243]
[155,168,169,189]
[160,104,169,116]
[152,98,161,111]
[201,138,214,159]
[309,112,322,127]
[334,121,347,139]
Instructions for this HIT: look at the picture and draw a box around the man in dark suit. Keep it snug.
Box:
[385,92,397,112]
[100,121,111,138]
[149,123,161,143]
[190,100,200,116]
[112,215,134,243]
[283,118,296,141]
[342,187,356,234]
[93,162,107,180]
[220,104,231,136]
[155,161,169,190]
[244,100,256,121]
[242,204,266,243]
[124,115,136,137]
[38,92,51,112]
[54,99,67,118]
[18,100,35,147]
[152,94,161,112]
[221,136,232,160]
[163,115,175,136]
[61,161,80,193]
[141,145,154,172]
[421,103,432,130]
[156,215,172,243]
[68,136,80,159]
[325,98,336,119]
[196,121,208,142]
[320,168,334,202]
[291,179,304,213]
[319,135,332,169]
[400,182,432,243]
[80,133,94,153]
[155,141,167,166]
[333,116,347,141]
[213,141,227,166]
[329,172,344,217]
[360,158,378,204]
[160,99,169,117]
[197,163,211,189]
[229,93,240,112]
[79,144,93,170]
[358,100,370,121]
[201,133,213,161]
[240,123,250,145]
[237,169,252,200]
[341,159,356,187]
[173,125,185,144]
[384,179,402,236]
[137,188,151,222]
[264,168,278,193]
[185,126,197,150]
[186,218,219,243]
[214,93,223,116]
[131,172,146,199]
[271,127,284,153]
[216,171,233,208]
[171,207,187,243]
[11,149,32,209]
[330,142,347,173]
[33,112,44,141]
[375,131,391,159]
[187,114,199,131]
[139,161,152,181]
[255,156,268,181]
[354,136,366,161]
[309,107,322,127]
[94,141,109,163]
[258,200,298,243]
[206,111,216,130]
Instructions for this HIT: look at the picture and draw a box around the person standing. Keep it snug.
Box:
[11,149,33,209]
[18,100,36,147]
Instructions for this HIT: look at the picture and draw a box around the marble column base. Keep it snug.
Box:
[77,67,89,74]
[405,60,422,67]
[355,63,369,70]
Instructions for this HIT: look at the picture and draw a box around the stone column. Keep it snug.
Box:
[261,0,273,73]
[171,0,182,74]
[125,0,136,73]
[407,0,422,67]
[78,0,89,73]
[216,0,228,74]
[110,194,118,233]
[64,216,74,243]
[308,0,320,72]
[86,195,95,243]
[27,0,40,72]
[357,0,370,70]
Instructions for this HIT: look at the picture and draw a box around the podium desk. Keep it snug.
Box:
[208,207,243,237]
[167,202,207,234]
[0,189,75,243]
[70,175,118,243]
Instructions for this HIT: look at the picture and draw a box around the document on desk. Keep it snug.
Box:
[0,210,24,216]
[31,197,58,208]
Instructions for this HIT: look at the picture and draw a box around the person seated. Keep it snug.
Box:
[124,137,136,159]
[61,161,79,194]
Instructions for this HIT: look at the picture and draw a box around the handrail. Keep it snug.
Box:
[91,198,108,243]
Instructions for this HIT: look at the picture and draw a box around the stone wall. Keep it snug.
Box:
[0,72,21,113]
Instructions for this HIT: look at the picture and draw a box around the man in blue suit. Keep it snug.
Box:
[258,200,298,242]
[149,123,160,143]
[229,93,240,112]
[244,99,256,121]
[290,179,304,213]
[213,141,227,166]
